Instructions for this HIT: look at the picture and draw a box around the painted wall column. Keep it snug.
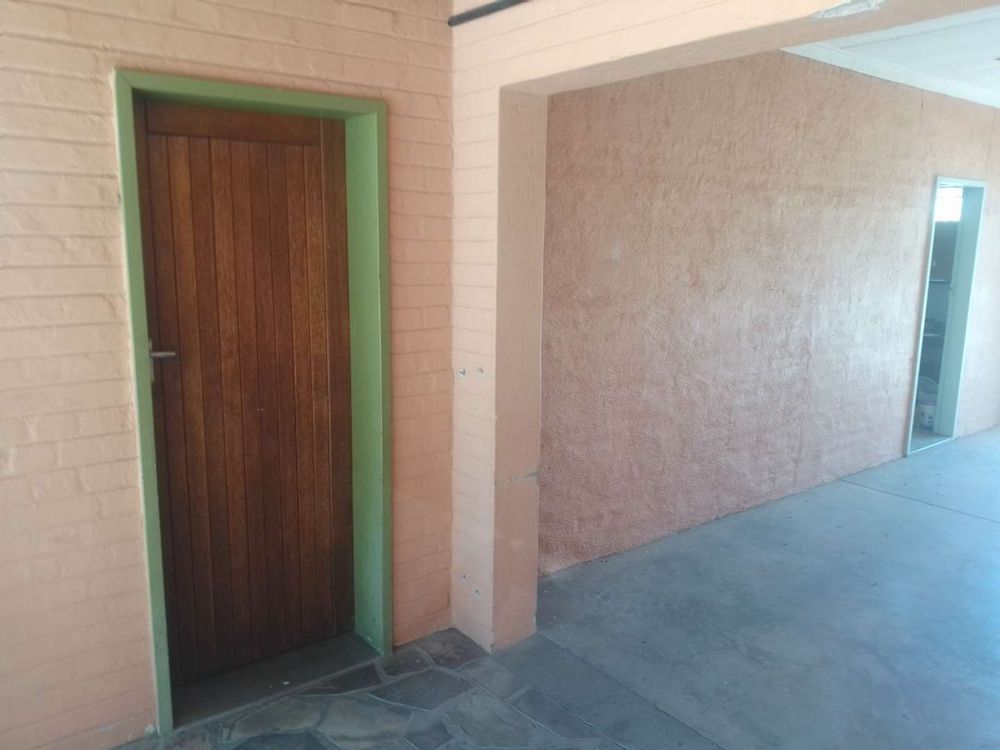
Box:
[451,89,547,650]
[493,90,547,648]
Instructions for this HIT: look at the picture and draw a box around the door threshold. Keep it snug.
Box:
[172,633,375,729]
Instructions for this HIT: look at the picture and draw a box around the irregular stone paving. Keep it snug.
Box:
[121,629,624,750]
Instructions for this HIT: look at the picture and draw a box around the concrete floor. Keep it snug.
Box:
[127,428,1000,749]
[530,427,1000,749]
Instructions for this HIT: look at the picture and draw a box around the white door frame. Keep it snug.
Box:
[906,176,987,455]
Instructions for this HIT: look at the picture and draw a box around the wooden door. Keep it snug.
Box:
[135,100,354,685]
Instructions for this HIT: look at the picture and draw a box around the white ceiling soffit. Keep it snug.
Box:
[788,4,1000,110]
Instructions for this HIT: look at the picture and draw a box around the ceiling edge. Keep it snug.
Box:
[786,42,1000,110]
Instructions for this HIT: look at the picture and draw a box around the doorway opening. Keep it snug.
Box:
[114,71,391,737]
[908,178,986,454]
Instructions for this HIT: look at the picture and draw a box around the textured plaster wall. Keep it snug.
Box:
[540,51,1000,574]
[0,2,451,747]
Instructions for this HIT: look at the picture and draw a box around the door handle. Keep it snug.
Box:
[148,342,177,383]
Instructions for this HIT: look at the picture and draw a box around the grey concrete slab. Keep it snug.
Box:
[537,430,1000,750]
[498,635,720,750]
[513,689,600,739]
[460,657,525,699]
[848,428,1000,522]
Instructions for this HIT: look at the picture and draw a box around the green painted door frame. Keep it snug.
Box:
[113,70,392,736]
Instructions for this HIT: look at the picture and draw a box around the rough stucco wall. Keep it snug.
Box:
[540,50,1000,574]
[0,1,451,747]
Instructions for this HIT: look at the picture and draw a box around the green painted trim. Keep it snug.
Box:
[112,70,392,738]
[116,70,384,118]
[346,112,393,653]
[112,72,174,737]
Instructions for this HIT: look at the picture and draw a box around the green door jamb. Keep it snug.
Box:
[112,70,392,737]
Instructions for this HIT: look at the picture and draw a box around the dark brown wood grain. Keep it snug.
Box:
[189,135,235,673]
[167,134,218,678]
[229,141,270,663]
[147,134,199,684]
[267,143,303,651]
[304,143,335,635]
[209,138,253,667]
[146,101,320,145]
[137,106,181,685]
[248,140,286,657]
[137,100,353,685]
[321,120,354,634]
[286,145,319,643]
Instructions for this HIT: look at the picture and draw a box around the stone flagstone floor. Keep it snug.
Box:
[124,628,625,750]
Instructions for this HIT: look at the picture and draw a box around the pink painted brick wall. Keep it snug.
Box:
[0,1,452,747]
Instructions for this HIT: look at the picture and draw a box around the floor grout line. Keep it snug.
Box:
[535,632,728,750]
[837,477,1000,527]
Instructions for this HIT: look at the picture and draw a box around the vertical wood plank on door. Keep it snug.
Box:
[267,143,303,649]
[210,139,253,667]
[248,142,286,656]
[148,134,198,684]
[139,121,180,684]
[321,121,354,632]
[230,142,270,662]
[286,146,319,642]
[189,135,236,672]
[304,143,335,635]
[167,135,218,677]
